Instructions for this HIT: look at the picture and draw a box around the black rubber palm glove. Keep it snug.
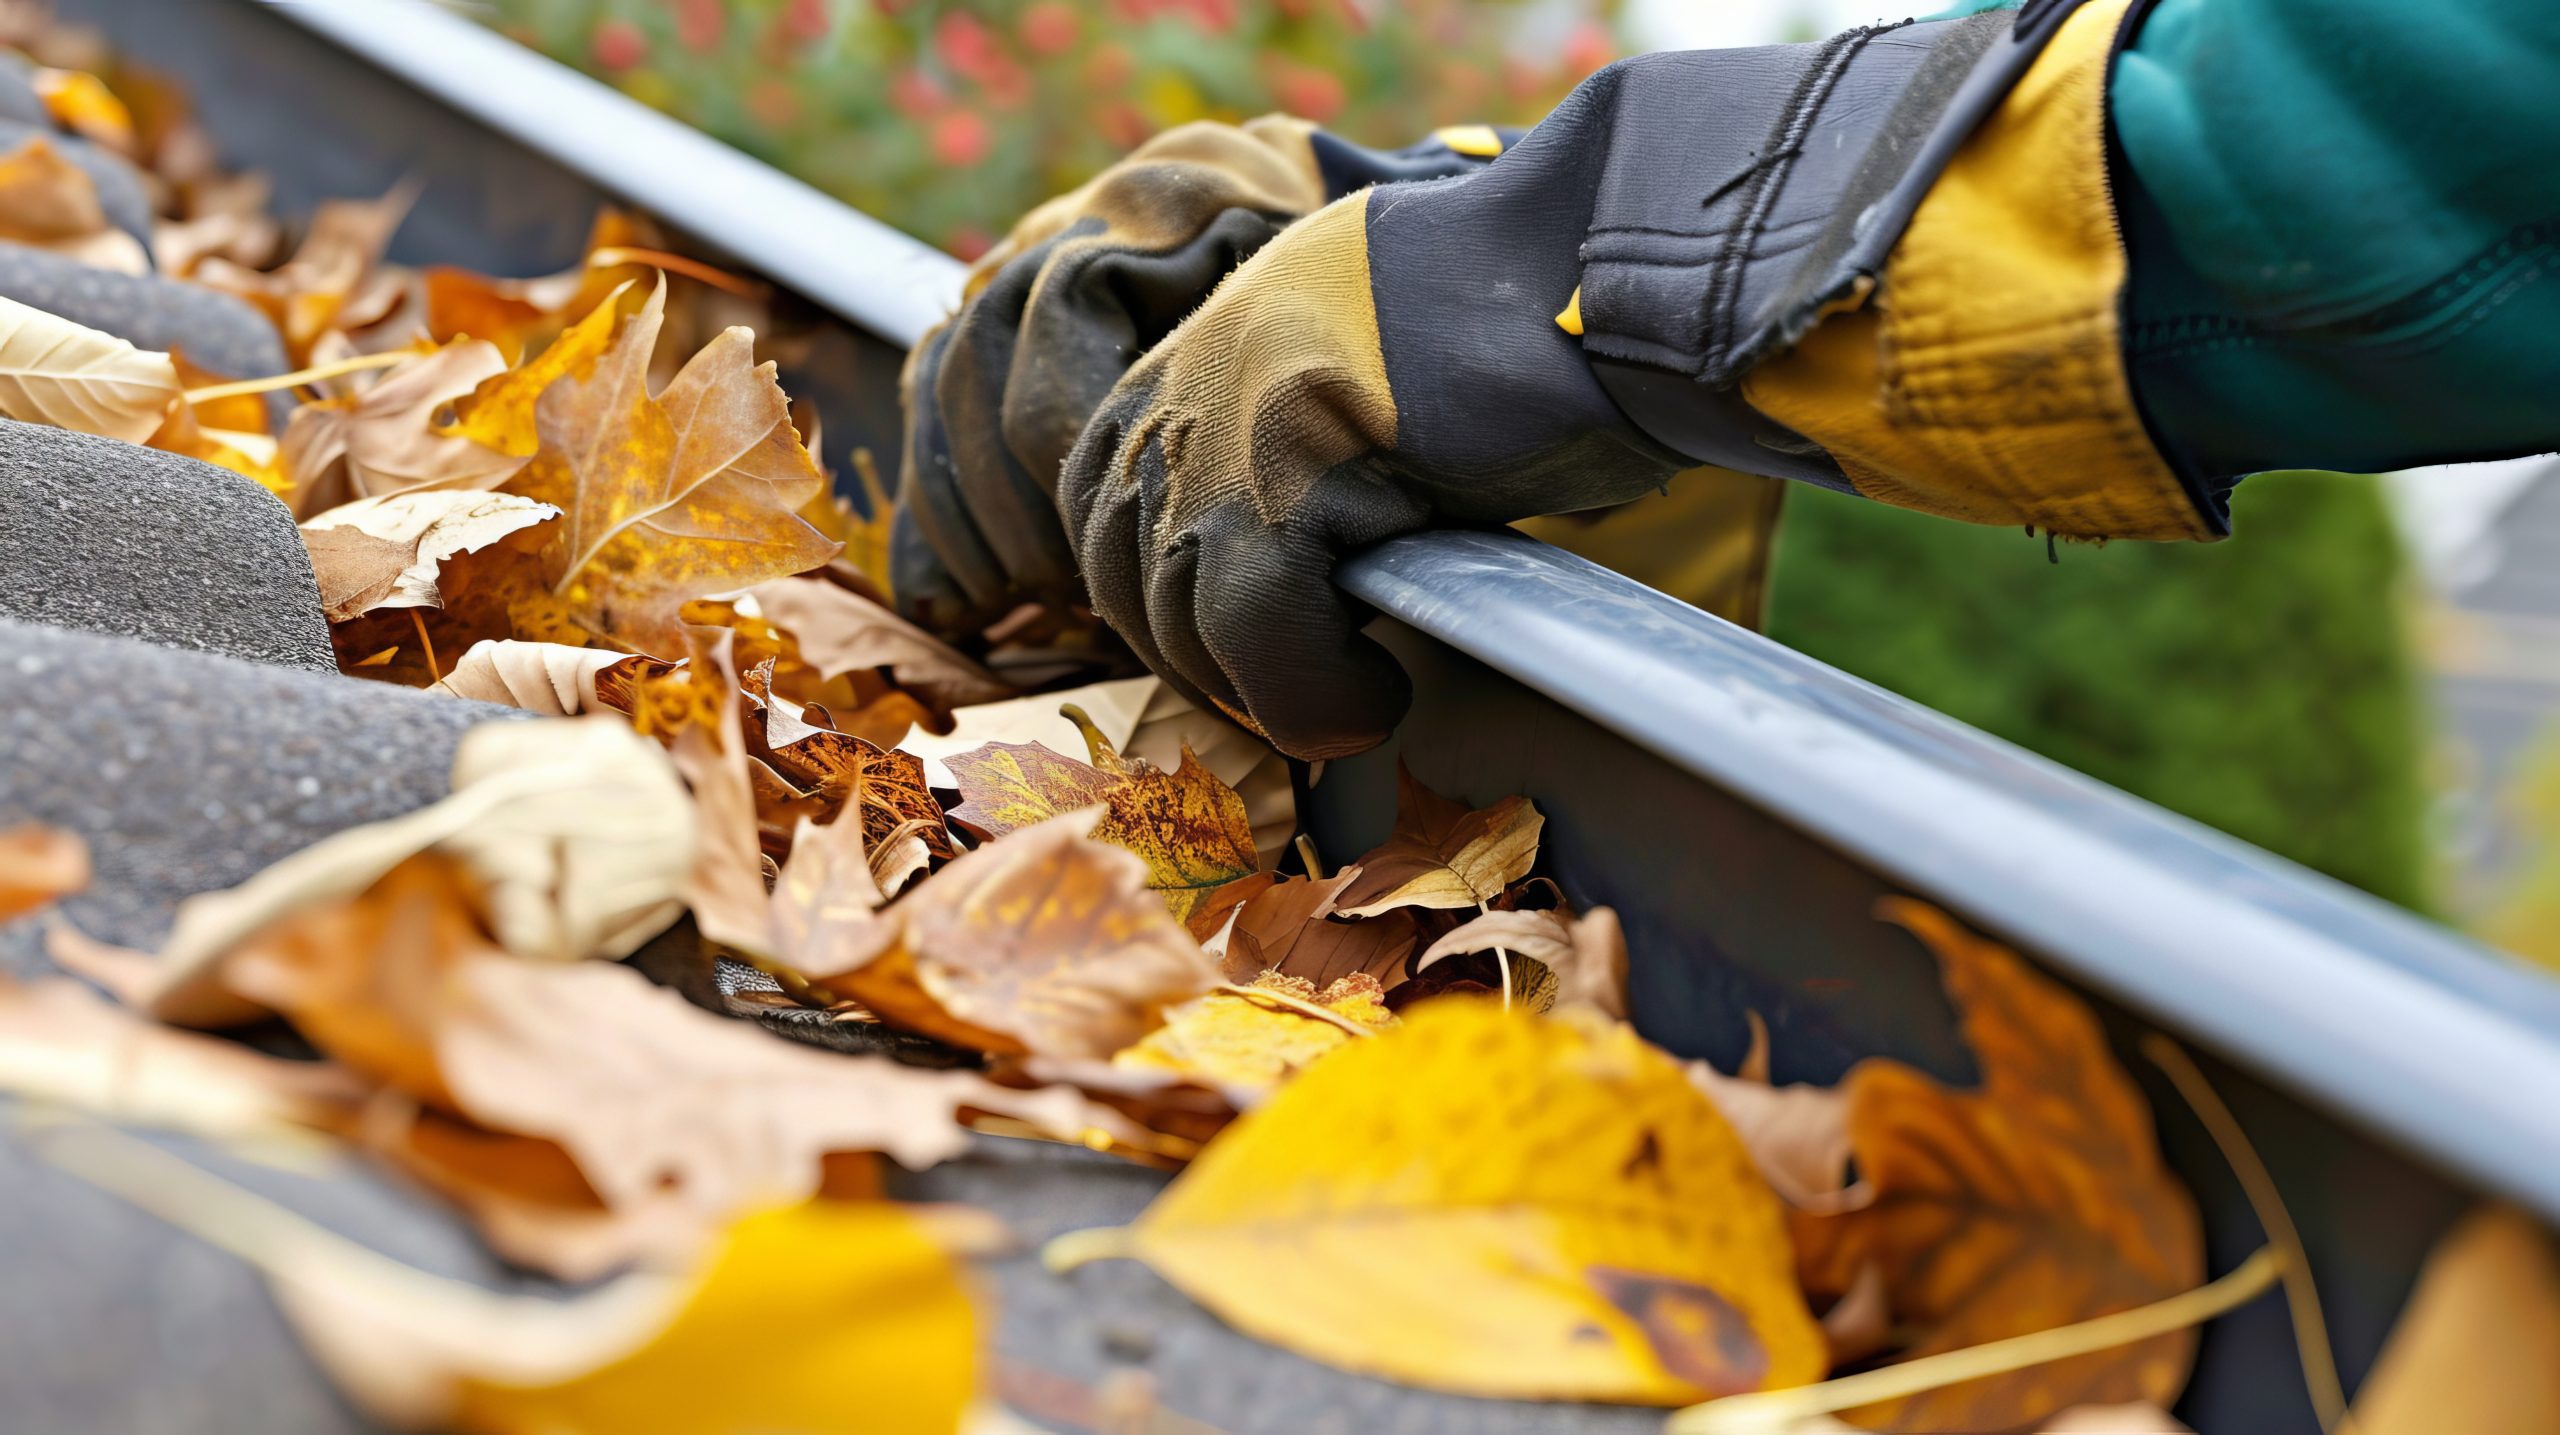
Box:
[891,117,1507,631]
[1056,13,2077,758]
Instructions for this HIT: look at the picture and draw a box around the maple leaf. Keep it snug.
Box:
[502,280,839,658]
[446,282,625,458]
[815,811,1223,1061]
[0,822,88,923]
[1111,972,1394,1097]
[1788,899,2204,1431]
[301,490,561,622]
[1047,1001,1825,1403]
[946,706,1260,925]
[1333,765,1543,917]
[282,339,526,515]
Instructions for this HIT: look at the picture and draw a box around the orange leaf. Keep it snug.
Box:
[0,823,89,923]
[502,281,838,658]
[1788,900,2204,1431]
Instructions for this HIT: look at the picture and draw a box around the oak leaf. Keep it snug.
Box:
[504,281,838,658]
[300,490,561,622]
[0,822,88,922]
[1049,1001,1825,1403]
[1333,765,1543,917]
[818,811,1223,1061]
[946,710,1260,926]
[1788,899,2203,1431]
[283,339,526,514]
[0,291,179,442]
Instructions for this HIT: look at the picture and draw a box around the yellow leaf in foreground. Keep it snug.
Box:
[1051,1001,1824,1403]
[2349,1203,2560,1435]
[0,291,179,443]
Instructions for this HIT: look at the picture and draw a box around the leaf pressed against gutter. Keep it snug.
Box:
[1334,764,1543,917]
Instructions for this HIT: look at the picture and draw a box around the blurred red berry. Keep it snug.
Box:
[934,11,999,79]
[1180,0,1239,35]
[930,108,993,167]
[1017,1,1078,57]
[1274,0,1314,19]
[784,0,830,43]
[1561,21,1614,78]
[1083,42,1135,92]
[747,76,802,128]
[675,0,724,53]
[890,65,948,117]
[979,56,1034,110]
[590,18,648,71]
[1272,65,1344,124]
[1096,98,1149,149]
[1502,54,1543,104]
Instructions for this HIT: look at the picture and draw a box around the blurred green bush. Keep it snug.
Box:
[486,0,1618,258]
[1765,472,2433,911]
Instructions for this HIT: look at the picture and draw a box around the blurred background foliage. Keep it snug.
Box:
[486,0,1621,259]
[483,0,2436,913]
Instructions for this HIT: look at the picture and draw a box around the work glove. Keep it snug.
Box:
[892,117,1508,630]
[1056,6,2090,758]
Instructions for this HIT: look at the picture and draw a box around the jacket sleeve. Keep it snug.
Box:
[1725,0,2560,540]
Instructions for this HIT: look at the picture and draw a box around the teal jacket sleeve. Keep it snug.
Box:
[2109,0,2560,485]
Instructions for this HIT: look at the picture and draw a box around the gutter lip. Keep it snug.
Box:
[267,0,2560,1222]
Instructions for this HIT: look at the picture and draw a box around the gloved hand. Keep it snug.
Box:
[1056,10,2086,758]
[892,116,1507,631]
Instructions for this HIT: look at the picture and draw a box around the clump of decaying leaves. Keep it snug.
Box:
[0,25,2457,1435]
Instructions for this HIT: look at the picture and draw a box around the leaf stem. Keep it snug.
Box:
[1477,898,1513,1014]
[588,246,765,298]
[1213,981,1374,1038]
[408,609,441,682]
[1293,833,1325,882]
[1668,1247,2285,1434]
[2144,1034,2351,1434]
[1041,1224,1140,1274]
[183,349,410,404]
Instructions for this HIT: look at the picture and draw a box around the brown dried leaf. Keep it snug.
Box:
[1334,765,1543,917]
[428,640,662,715]
[1789,899,2203,1431]
[946,711,1259,926]
[505,281,837,659]
[759,721,955,862]
[2350,1203,2560,1435]
[0,973,361,1139]
[300,490,559,622]
[197,184,414,359]
[1223,868,1419,991]
[822,812,1223,1061]
[0,822,89,922]
[659,630,770,957]
[282,339,525,515]
[1415,905,1628,1018]
[750,574,1010,710]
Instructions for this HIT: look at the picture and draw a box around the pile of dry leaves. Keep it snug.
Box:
[0,24,2550,1435]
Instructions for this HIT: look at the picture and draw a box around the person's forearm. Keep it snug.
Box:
[2112,0,2560,488]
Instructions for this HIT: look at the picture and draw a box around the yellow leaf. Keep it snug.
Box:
[946,707,1259,925]
[448,1202,977,1435]
[447,283,625,457]
[0,822,88,922]
[33,1125,978,1435]
[1789,900,2203,1431]
[31,68,136,152]
[0,291,179,443]
[1333,764,1543,917]
[1111,972,1393,1096]
[1050,1001,1825,1403]
[504,280,839,657]
[2350,1203,2560,1435]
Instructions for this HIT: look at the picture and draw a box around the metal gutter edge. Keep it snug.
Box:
[1341,529,2560,1221]
[269,0,2560,1221]
[257,0,963,346]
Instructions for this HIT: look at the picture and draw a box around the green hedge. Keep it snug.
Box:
[1763,471,2432,911]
